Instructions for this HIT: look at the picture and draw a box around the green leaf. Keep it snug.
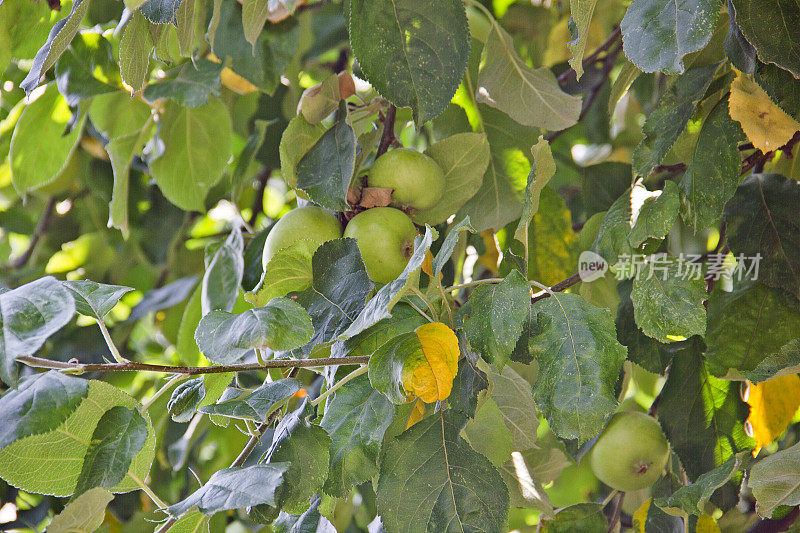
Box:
[621,0,721,74]
[337,303,427,360]
[340,228,434,340]
[377,411,508,532]
[0,379,156,496]
[567,0,598,80]
[481,361,540,451]
[9,84,86,195]
[457,105,538,232]
[273,496,334,532]
[414,133,490,225]
[631,255,707,343]
[349,0,470,125]
[525,186,580,286]
[293,239,373,354]
[247,239,316,307]
[499,447,569,511]
[168,511,209,533]
[591,188,634,266]
[725,0,757,73]
[73,406,149,496]
[628,181,680,248]
[477,25,581,130]
[195,298,313,364]
[150,99,233,211]
[462,397,514,466]
[750,440,800,517]
[540,503,606,532]
[724,174,800,300]
[119,11,153,93]
[127,276,198,322]
[755,63,800,120]
[730,0,800,78]
[269,417,331,512]
[232,120,271,202]
[242,0,270,49]
[47,487,113,533]
[529,293,627,442]
[211,1,299,93]
[679,97,747,232]
[279,115,326,189]
[706,282,800,377]
[464,270,531,368]
[19,0,91,94]
[54,33,118,107]
[742,339,800,383]
[449,355,489,418]
[616,280,677,374]
[658,342,753,480]
[140,0,185,23]
[63,280,134,320]
[431,216,474,276]
[656,455,742,515]
[176,0,206,57]
[0,276,76,387]
[167,464,289,516]
[320,374,395,497]
[632,64,718,177]
[515,136,556,245]
[199,378,300,421]
[167,378,205,423]
[143,59,223,108]
[105,124,150,240]
[201,228,244,315]
[295,102,355,211]
[607,59,641,114]
[0,371,89,449]
[88,90,153,140]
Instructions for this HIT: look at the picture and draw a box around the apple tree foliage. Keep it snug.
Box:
[1,0,800,530]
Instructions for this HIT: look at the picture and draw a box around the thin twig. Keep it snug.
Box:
[97,319,130,363]
[531,273,583,303]
[376,104,398,158]
[16,354,371,375]
[11,197,57,268]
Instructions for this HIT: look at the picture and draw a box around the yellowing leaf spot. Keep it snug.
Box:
[729,71,800,153]
[401,322,459,403]
[744,374,800,456]
[406,398,425,429]
[695,514,721,533]
[632,498,651,533]
[421,251,436,279]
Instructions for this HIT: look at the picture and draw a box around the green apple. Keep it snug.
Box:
[262,206,342,267]
[367,148,445,210]
[589,411,669,492]
[344,207,417,283]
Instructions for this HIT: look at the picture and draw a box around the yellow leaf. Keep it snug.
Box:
[478,230,499,274]
[745,374,800,456]
[632,498,651,533]
[401,322,460,403]
[421,251,436,279]
[406,398,426,429]
[695,514,721,533]
[729,71,800,153]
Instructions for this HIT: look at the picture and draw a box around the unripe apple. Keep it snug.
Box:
[367,148,445,210]
[589,411,669,492]
[262,206,342,267]
[344,207,416,284]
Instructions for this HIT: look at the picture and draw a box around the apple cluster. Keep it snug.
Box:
[264,148,446,284]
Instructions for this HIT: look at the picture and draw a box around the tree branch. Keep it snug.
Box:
[531,273,583,303]
[11,197,57,268]
[376,103,398,158]
[16,354,371,375]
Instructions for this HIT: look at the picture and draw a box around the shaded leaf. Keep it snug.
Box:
[200,378,300,421]
[140,0,184,23]
[657,455,742,515]
[295,101,355,211]
[540,503,605,532]
[47,487,113,533]
[247,239,316,307]
[463,270,531,368]
[515,136,556,245]
[201,228,244,315]
[119,11,153,93]
[529,293,627,442]
[73,406,149,496]
[724,174,800,300]
[632,64,718,177]
[63,280,133,320]
[567,0,598,80]
[143,59,223,108]
[631,255,707,343]
[127,276,197,322]
[0,276,76,387]
[377,411,509,532]
[320,374,395,497]
[620,0,721,74]
[679,96,746,233]
[349,0,470,125]
[730,0,800,78]
[195,298,313,364]
[0,371,88,450]
[269,418,331,512]
[167,378,205,423]
[477,25,581,130]
[628,181,680,249]
[750,440,800,517]
[167,464,289,516]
